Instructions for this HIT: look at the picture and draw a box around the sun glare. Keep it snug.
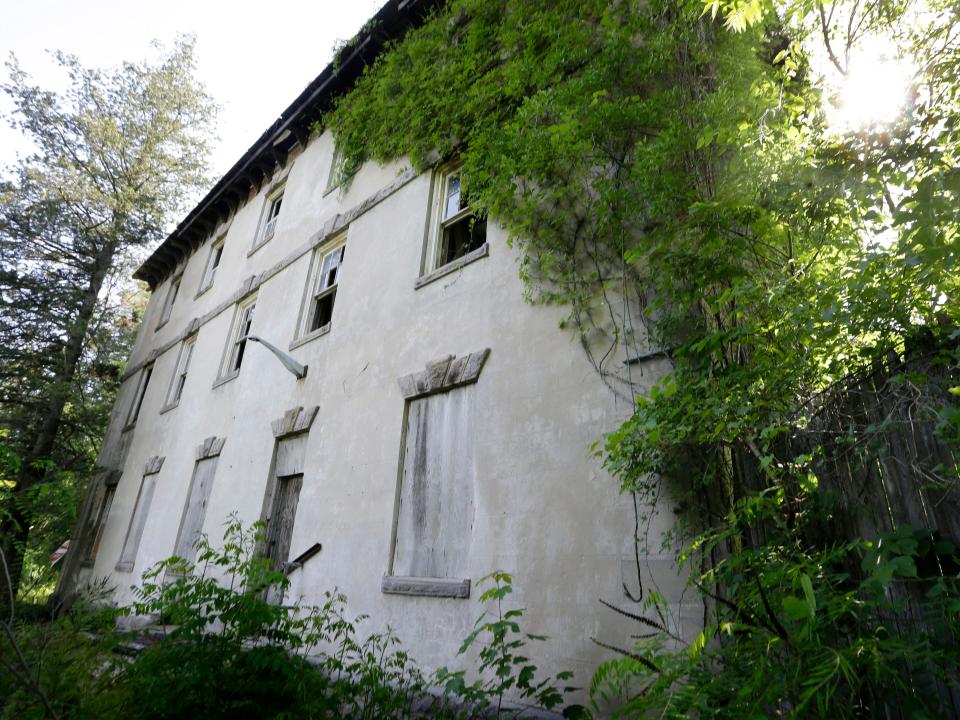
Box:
[822,37,916,133]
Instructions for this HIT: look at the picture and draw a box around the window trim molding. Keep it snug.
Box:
[381,575,470,599]
[414,242,488,290]
[396,348,490,401]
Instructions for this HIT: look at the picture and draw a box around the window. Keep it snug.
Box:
[81,475,117,565]
[163,335,197,409]
[173,455,220,565]
[125,364,154,428]
[116,457,164,573]
[324,144,344,194]
[323,143,357,195]
[432,167,486,269]
[198,236,225,293]
[217,296,256,383]
[296,238,346,342]
[383,349,489,599]
[391,387,475,584]
[157,276,181,328]
[255,188,284,249]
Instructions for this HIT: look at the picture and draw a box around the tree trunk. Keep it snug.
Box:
[0,239,117,610]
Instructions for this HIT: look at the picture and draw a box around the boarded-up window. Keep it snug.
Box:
[265,473,303,572]
[392,385,476,579]
[260,431,308,604]
[173,456,219,565]
[116,461,162,572]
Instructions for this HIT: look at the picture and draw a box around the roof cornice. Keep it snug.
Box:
[135,0,442,289]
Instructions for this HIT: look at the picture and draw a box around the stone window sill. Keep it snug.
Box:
[414,243,488,290]
[288,323,331,352]
[159,401,180,415]
[194,283,212,300]
[115,561,134,573]
[381,575,470,599]
[247,238,270,258]
[212,371,239,390]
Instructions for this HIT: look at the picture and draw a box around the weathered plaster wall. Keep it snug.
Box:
[74,127,699,695]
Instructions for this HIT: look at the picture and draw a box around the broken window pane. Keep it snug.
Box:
[232,303,255,372]
[306,244,345,334]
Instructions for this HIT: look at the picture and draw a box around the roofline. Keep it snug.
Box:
[135,0,441,289]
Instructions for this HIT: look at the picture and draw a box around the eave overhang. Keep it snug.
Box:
[134,0,441,289]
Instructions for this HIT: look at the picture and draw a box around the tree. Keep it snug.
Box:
[0,37,217,609]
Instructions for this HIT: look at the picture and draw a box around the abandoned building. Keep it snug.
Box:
[56,0,700,689]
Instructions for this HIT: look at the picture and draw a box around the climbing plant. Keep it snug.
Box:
[326,0,960,714]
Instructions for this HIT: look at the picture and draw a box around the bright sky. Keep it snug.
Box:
[0,0,385,179]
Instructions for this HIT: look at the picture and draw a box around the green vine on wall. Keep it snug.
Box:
[324,0,960,714]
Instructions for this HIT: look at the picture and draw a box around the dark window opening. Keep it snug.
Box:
[310,289,336,331]
[128,366,153,425]
[437,170,485,267]
[440,216,487,266]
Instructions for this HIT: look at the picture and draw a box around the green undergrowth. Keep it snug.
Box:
[1,519,587,720]
[325,0,960,715]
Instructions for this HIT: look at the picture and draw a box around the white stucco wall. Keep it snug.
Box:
[74,127,700,698]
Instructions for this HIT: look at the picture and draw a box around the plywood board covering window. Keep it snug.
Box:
[116,468,160,572]
[173,456,219,564]
[392,384,476,579]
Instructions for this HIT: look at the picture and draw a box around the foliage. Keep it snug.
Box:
[590,499,960,717]
[0,37,216,605]
[1,520,585,719]
[325,0,960,714]
[0,581,124,720]
[439,571,587,718]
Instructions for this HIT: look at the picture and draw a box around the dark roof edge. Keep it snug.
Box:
[135,0,441,289]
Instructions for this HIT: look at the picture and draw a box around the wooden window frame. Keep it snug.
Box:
[292,234,346,348]
[156,275,182,330]
[161,335,197,411]
[252,186,284,253]
[197,236,225,296]
[124,363,154,430]
[215,295,257,386]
